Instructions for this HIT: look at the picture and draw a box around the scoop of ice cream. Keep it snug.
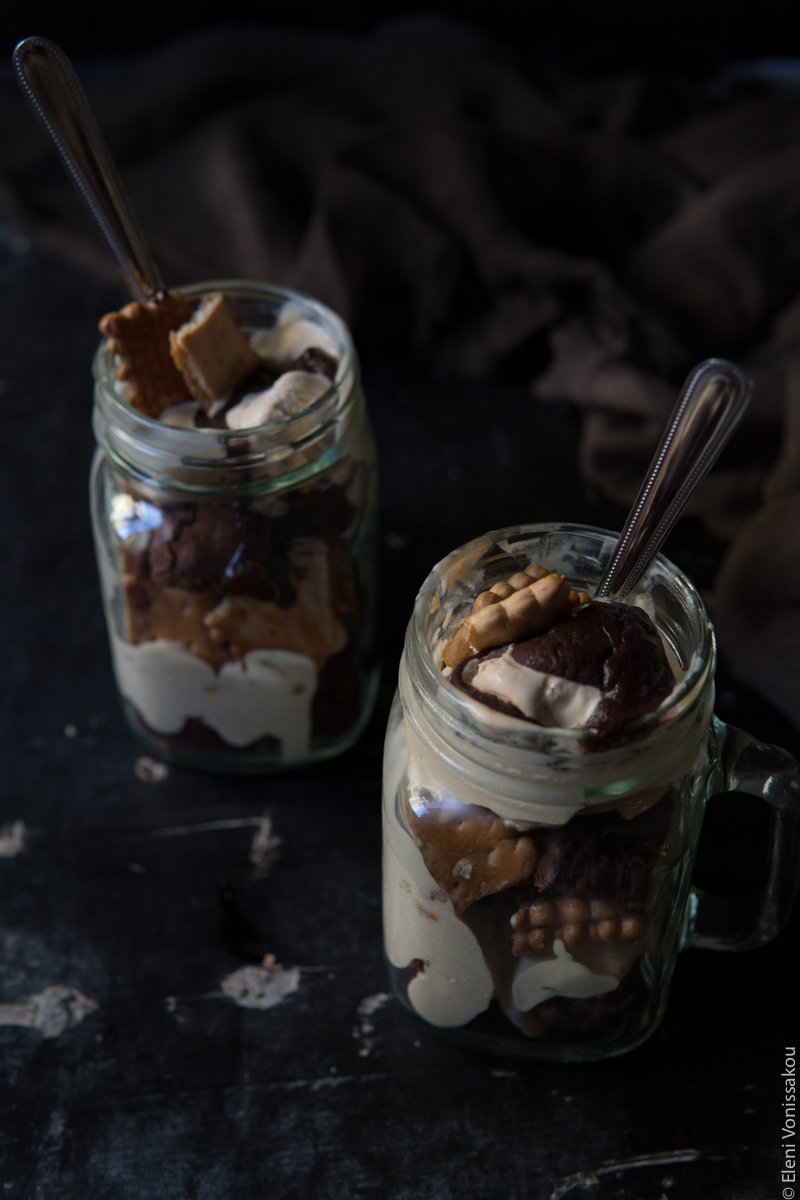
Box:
[453,600,674,737]
[460,648,604,727]
[225,370,330,430]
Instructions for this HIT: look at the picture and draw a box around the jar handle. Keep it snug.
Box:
[685,716,800,951]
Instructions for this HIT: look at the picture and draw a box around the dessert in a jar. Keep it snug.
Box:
[91,281,378,772]
[383,524,800,1060]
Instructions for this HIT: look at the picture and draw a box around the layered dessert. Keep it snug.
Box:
[99,290,341,431]
[95,288,374,764]
[384,549,688,1047]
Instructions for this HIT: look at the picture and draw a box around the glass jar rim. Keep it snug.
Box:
[409,521,714,754]
[92,280,360,494]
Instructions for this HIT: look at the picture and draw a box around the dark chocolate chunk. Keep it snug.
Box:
[290,347,338,379]
[229,362,279,405]
[220,559,277,603]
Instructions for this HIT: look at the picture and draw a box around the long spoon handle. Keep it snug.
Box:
[13,36,164,305]
[596,358,752,599]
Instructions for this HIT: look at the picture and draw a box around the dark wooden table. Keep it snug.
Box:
[0,235,794,1199]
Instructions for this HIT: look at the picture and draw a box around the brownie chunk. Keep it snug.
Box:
[146,504,243,591]
[143,502,295,604]
[531,792,674,907]
[512,601,674,736]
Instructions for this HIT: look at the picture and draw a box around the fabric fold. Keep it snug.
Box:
[4,19,800,725]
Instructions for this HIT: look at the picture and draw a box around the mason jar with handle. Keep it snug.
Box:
[91,281,378,773]
[382,523,800,1061]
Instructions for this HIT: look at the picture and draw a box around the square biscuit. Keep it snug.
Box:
[169,292,260,407]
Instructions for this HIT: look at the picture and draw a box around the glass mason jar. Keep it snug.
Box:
[382,523,800,1061]
[91,281,378,773]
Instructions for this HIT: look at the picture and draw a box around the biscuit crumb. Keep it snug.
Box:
[134,756,169,783]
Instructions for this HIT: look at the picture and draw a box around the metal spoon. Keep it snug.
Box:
[13,35,164,305]
[596,358,752,598]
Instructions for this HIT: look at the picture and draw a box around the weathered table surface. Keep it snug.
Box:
[0,234,795,1199]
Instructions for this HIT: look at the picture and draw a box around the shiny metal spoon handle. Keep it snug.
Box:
[596,358,752,599]
[13,36,164,305]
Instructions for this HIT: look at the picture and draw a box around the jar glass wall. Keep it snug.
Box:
[382,524,717,1061]
[91,281,378,773]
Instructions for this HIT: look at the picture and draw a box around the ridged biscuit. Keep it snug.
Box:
[99,292,193,417]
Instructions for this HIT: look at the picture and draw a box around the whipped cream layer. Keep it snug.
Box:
[111,636,316,759]
[511,940,619,1013]
[384,785,631,1029]
[463,649,603,728]
[382,710,637,1030]
[397,655,706,825]
[383,832,495,1028]
[382,708,493,1027]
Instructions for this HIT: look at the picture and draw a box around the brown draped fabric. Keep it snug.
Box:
[3,19,800,725]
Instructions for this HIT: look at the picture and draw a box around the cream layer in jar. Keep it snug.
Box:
[97,289,370,761]
[383,550,704,1038]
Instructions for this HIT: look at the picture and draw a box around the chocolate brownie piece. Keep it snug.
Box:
[146,503,242,591]
[513,601,674,737]
[143,502,295,604]
[531,792,674,907]
[451,600,674,738]
[278,480,356,543]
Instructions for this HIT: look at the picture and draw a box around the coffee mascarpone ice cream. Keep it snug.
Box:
[97,289,372,763]
[384,559,681,1042]
[454,600,674,739]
